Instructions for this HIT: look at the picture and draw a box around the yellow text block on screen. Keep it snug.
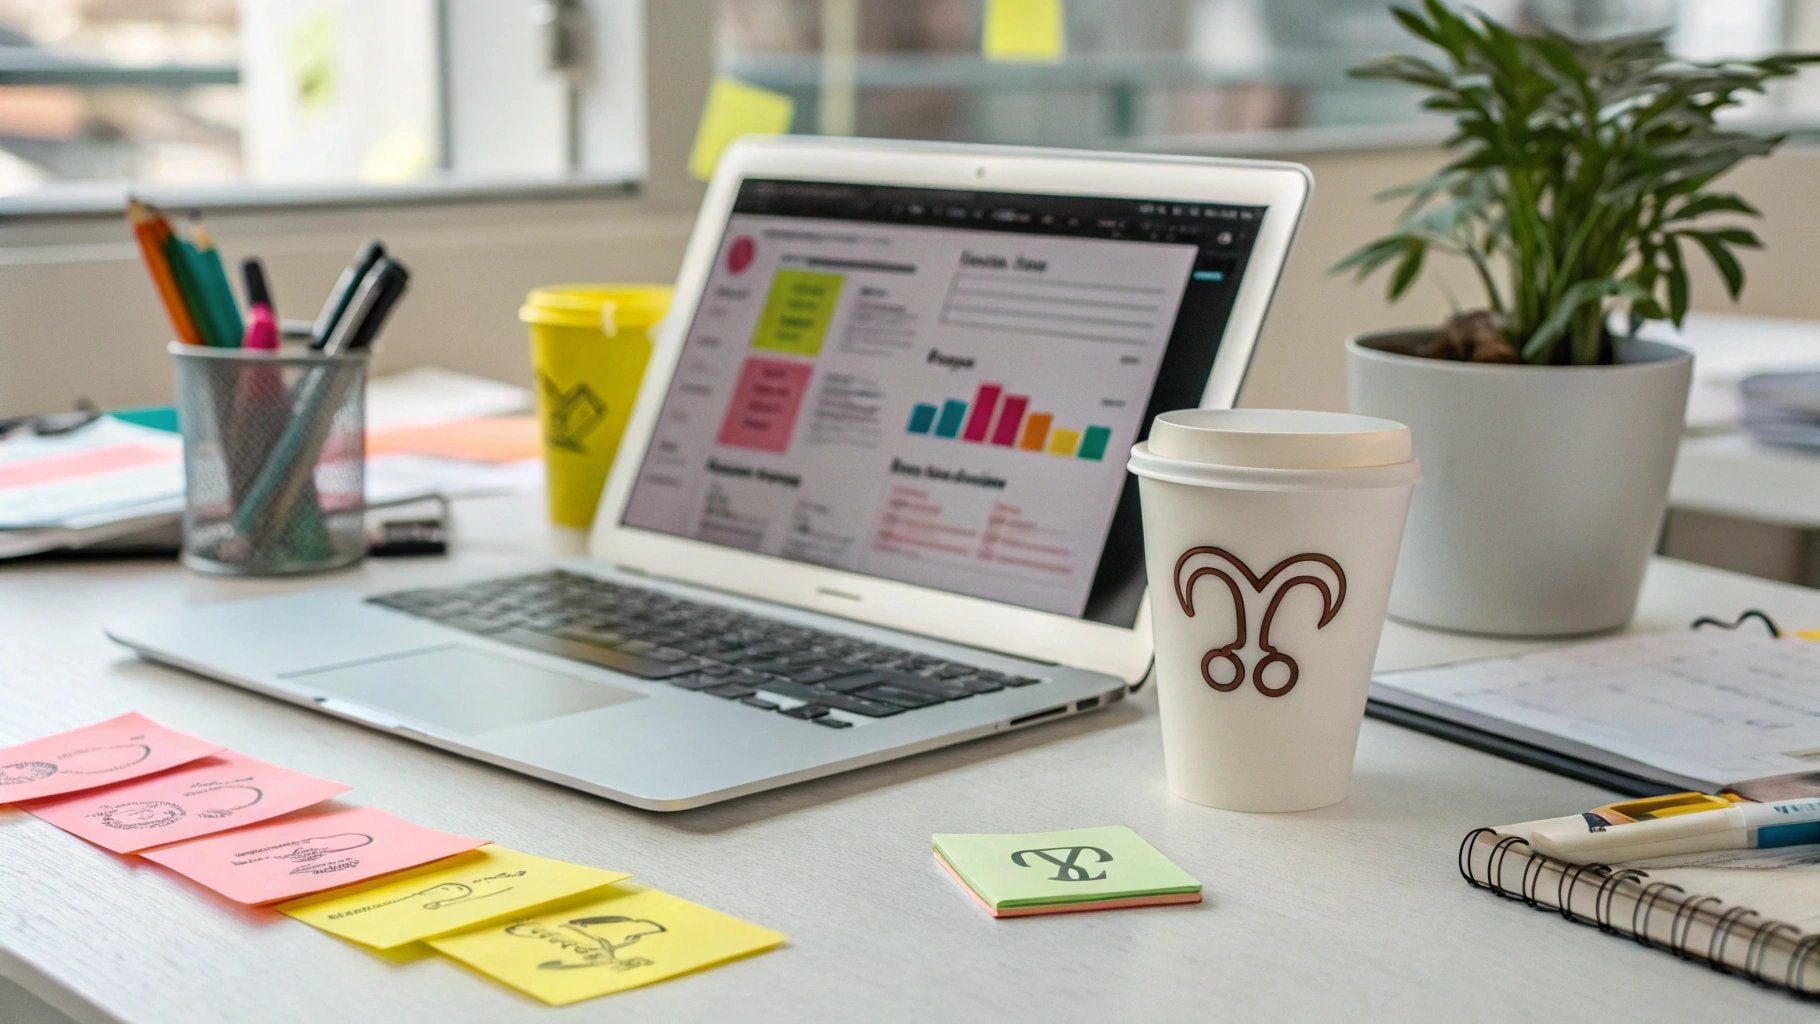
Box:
[688,77,795,182]
[984,0,1066,63]
[752,270,842,356]
[278,845,630,950]
[1047,428,1081,456]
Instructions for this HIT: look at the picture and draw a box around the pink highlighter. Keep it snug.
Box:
[240,257,277,350]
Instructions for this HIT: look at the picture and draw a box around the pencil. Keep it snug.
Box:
[160,224,221,347]
[190,219,245,347]
[126,198,203,346]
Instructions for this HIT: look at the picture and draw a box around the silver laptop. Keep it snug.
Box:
[109,138,1310,810]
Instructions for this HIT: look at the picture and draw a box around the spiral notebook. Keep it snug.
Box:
[1459,825,1820,997]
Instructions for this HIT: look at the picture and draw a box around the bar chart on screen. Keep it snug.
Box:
[905,383,1112,461]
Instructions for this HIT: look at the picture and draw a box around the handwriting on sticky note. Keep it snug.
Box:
[278,845,631,949]
[0,713,223,803]
[983,0,1066,63]
[427,885,786,1006]
[688,77,795,182]
[24,751,349,854]
[143,805,485,904]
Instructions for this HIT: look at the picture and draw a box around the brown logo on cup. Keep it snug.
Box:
[1172,547,1346,697]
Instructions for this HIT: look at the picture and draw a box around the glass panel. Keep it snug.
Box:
[716,0,1820,149]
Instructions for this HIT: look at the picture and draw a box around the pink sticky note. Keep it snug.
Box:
[142,805,486,904]
[0,713,223,802]
[24,751,351,854]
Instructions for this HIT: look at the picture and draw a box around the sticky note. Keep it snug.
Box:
[932,826,1200,913]
[366,416,543,463]
[983,0,1066,63]
[143,805,485,904]
[688,77,794,182]
[0,713,223,803]
[428,885,786,1005]
[278,845,631,949]
[23,751,349,854]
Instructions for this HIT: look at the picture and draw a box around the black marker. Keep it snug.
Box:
[310,240,386,348]
[322,258,410,354]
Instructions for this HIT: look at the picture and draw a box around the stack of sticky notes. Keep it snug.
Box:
[932,826,1202,918]
[1,713,785,1006]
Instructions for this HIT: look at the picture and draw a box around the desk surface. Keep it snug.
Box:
[4,495,1819,1024]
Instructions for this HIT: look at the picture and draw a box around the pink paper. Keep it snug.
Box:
[24,751,350,854]
[0,713,223,802]
[142,805,486,904]
[715,357,813,453]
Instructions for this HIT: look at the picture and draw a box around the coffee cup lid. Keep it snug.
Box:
[1129,409,1420,491]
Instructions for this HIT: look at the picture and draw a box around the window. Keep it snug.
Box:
[0,0,646,206]
[715,0,1820,150]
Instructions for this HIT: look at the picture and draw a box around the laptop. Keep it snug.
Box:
[109,138,1311,810]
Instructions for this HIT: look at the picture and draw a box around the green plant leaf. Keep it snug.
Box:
[1521,279,1649,362]
[1664,238,1689,324]
[1388,238,1429,300]
[1683,231,1747,298]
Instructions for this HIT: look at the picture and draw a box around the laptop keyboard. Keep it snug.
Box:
[368,570,1043,727]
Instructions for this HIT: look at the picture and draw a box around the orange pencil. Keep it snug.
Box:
[127,197,203,346]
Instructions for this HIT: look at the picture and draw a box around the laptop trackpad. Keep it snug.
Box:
[285,645,643,736]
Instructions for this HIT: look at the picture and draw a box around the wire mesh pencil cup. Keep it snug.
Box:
[171,343,369,576]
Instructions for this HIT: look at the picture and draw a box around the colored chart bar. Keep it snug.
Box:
[990,395,1029,446]
[1077,425,1111,461]
[1018,413,1052,451]
[1047,428,1081,456]
[907,403,938,434]
[962,384,1002,443]
[934,400,968,439]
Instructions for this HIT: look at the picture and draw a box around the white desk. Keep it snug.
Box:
[4,494,1819,1024]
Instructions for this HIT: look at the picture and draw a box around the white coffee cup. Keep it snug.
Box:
[1128,409,1421,812]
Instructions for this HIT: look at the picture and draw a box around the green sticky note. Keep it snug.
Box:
[983,0,1066,63]
[688,76,795,182]
[751,269,841,356]
[933,826,1200,910]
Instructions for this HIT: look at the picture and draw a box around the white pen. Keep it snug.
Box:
[1531,797,1820,864]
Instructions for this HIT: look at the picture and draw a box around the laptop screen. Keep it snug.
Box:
[620,178,1267,627]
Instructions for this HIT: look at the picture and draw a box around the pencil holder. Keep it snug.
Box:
[171,344,369,576]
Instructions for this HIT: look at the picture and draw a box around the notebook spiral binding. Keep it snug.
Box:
[1457,827,1820,999]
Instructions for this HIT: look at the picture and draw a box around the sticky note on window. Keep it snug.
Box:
[278,845,630,950]
[0,713,223,803]
[428,885,786,1005]
[688,77,795,182]
[23,751,349,854]
[983,0,1066,63]
[143,805,485,904]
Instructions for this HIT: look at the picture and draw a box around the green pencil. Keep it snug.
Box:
[190,220,245,346]
[160,229,221,347]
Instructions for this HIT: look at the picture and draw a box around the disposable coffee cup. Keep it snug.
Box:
[1128,409,1420,812]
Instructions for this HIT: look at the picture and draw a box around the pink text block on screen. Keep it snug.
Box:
[716,357,814,454]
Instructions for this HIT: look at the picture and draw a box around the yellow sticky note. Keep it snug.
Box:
[277,845,629,950]
[983,0,1065,63]
[428,885,786,1006]
[688,77,795,182]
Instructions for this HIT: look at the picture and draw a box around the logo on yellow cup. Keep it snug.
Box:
[539,373,607,454]
[1172,547,1347,698]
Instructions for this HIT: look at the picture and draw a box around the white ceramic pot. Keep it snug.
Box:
[1346,330,1692,636]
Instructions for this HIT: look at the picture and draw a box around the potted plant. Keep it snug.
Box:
[1336,2,1816,636]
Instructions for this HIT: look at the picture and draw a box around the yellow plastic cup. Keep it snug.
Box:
[520,284,671,527]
